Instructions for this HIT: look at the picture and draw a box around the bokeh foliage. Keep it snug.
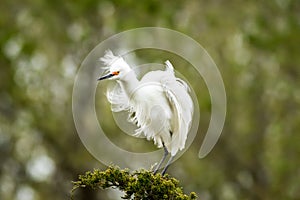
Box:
[0,0,300,200]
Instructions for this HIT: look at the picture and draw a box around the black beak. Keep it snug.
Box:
[97,73,114,81]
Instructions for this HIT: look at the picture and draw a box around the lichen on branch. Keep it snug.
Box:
[71,165,197,200]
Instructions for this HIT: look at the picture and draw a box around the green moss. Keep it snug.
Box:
[71,165,198,200]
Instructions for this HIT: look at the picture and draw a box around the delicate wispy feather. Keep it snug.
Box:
[106,85,130,112]
[165,60,174,72]
[99,50,120,67]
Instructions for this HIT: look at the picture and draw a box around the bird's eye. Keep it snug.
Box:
[112,71,120,75]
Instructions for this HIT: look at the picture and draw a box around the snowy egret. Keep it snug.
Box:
[97,50,193,175]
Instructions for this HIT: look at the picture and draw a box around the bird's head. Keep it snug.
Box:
[98,50,132,81]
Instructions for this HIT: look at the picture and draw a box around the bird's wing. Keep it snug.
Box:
[106,83,130,112]
[141,61,193,156]
[164,61,193,156]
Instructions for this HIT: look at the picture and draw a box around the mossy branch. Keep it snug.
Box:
[71,165,197,200]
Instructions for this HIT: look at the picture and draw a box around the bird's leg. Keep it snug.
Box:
[154,144,169,174]
[161,156,174,175]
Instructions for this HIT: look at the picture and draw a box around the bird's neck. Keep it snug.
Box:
[118,70,139,98]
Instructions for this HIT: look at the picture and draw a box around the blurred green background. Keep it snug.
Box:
[1,0,300,199]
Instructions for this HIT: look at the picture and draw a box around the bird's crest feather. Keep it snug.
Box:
[99,50,120,67]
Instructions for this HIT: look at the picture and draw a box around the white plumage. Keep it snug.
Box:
[98,50,193,174]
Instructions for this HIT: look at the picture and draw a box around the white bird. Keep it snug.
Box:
[97,50,193,175]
